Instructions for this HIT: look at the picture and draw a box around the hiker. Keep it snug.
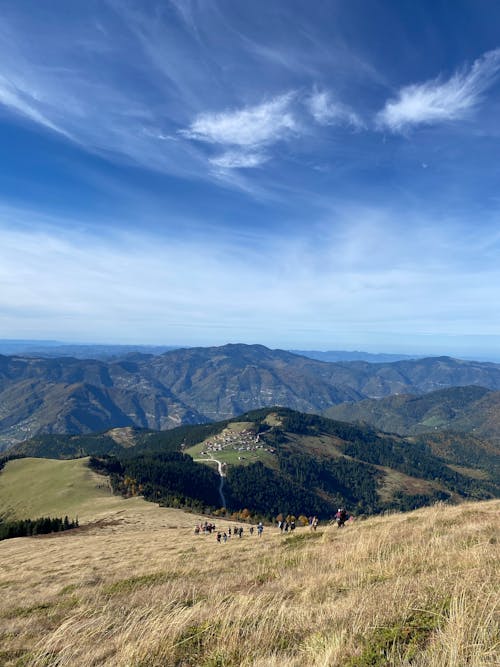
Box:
[290,520,296,532]
[335,508,349,528]
[223,532,228,543]
[279,520,284,533]
[228,527,232,537]
[312,517,319,531]
[216,532,221,543]
[238,526,243,538]
[257,522,264,537]
[249,526,254,535]
[194,525,200,535]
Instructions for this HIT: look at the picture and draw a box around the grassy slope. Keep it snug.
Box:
[0,457,162,522]
[0,484,498,665]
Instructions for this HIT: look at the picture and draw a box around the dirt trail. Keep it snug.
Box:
[194,455,226,508]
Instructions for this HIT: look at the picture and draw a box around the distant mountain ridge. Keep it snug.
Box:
[291,350,422,363]
[3,344,500,449]
[0,340,423,363]
[0,340,180,360]
[325,385,500,448]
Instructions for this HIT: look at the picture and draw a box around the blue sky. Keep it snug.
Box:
[1,0,500,356]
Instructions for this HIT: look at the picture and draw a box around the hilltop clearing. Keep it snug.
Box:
[0,496,497,666]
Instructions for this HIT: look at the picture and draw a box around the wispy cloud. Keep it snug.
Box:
[307,89,364,129]
[0,74,70,137]
[209,151,268,169]
[377,48,500,132]
[2,203,500,347]
[0,3,277,189]
[0,5,372,182]
[181,93,296,146]
[182,88,369,169]
[181,93,296,169]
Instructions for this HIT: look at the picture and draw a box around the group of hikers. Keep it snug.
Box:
[194,508,351,541]
[277,518,297,532]
[194,521,264,541]
[216,523,264,542]
[193,521,217,534]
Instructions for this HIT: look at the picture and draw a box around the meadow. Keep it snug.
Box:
[0,457,122,522]
[0,456,497,666]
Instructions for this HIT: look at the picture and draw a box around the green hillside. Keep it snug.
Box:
[90,408,500,518]
[324,385,492,433]
[324,385,500,468]
[5,408,499,522]
[0,457,134,521]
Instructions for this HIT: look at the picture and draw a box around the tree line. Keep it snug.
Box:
[0,516,79,541]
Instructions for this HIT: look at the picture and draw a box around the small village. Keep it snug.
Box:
[200,428,276,460]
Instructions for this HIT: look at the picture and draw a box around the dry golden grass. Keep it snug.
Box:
[0,499,498,666]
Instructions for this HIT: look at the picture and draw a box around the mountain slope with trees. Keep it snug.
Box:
[324,384,500,449]
[3,345,500,449]
[8,408,499,520]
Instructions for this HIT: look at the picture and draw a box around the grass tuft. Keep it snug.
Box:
[103,571,177,595]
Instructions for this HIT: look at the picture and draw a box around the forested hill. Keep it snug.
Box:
[3,344,500,449]
[324,385,500,449]
[8,408,499,520]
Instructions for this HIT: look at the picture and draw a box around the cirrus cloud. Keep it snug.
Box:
[377,48,500,132]
[307,89,364,129]
[180,92,296,146]
[181,92,297,169]
[209,150,268,169]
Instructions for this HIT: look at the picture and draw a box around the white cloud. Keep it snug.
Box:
[210,151,268,169]
[180,93,298,170]
[0,8,234,185]
[307,89,364,129]
[377,48,500,132]
[181,93,296,148]
[183,88,366,170]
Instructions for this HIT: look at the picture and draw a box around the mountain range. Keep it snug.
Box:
[3,344,500,450]
[325,385,500,447]
[0,340,422,363]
